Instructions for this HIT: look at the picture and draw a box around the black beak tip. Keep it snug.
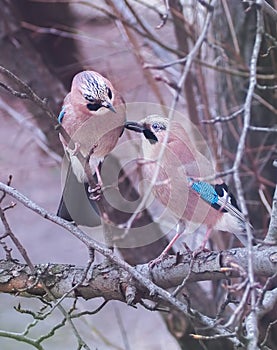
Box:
[124,121,143,133]
[124,121,158,144]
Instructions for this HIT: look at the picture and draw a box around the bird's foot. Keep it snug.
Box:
[192,245,211,259]
[148,252,168,269]
[88,184,102,201]
[183,242,210,259]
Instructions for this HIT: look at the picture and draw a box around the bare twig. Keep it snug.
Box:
[252,92,277,115]
[0,99,61,163]
[257,83,277,90]
[121,0,178,54]
[0,65,71,146]
[202,107,244,124]
[0,196,91,349]
[190,332,236,341]
[245,288,277,350]
[113,303,131,350]
[259,0,277,21]
[223,283,251,328]
[248,125,277,132]
[144,57,276,81]
[258,185,272,215]
[72,300,109,318]
[0,207,34,268]
[0,330,44,350]
[222,0,240,55]
[21,21,109,44]
[260,319,277,347]
[155,0,169,29]
[232,5,264,348]
[264,162,277,244]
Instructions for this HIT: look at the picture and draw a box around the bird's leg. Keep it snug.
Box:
[191,227,212,258]
[149,223,183,268]
[93,164,103,188]
[160,231,182,256]
[88,164,103,200]
[201,227,212,250]
[83,145,103,201]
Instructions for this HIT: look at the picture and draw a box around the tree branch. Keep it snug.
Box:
[0,244,276,300]
[264,161,277,244]
[232,5,264,348]
[1,180,277,345]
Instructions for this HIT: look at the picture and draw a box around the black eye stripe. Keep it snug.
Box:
[143,129,158,143]
[87,103,102,111]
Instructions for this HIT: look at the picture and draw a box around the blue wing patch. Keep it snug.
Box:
[58,106,66,124]
[188,178,239,213]
[188,178,218,205]
[188,178,249,230]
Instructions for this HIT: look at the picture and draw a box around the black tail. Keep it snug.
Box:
[57,164,100,226]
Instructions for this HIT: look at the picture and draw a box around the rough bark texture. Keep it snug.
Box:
[0,245,276,300]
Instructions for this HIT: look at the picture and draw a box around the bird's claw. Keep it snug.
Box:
[88,184,102,201]
[88,184,101,193]
[89,193,101,201]
[182,242,210,259]
[192,246,211,259]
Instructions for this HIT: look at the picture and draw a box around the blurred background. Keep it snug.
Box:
[0,0,276,349]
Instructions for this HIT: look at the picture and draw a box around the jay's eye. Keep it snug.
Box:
[87,103,102,111]
[107,87,112,100]
[152,122,166,131]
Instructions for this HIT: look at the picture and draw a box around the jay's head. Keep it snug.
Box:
[72,70,116,113]
[124,115,193,163]
[125,115,171,144]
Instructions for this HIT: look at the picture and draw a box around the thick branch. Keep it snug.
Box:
[0,245,276,300]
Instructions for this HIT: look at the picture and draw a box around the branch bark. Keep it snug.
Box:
[0,245,276,300]
[265,176,277,244]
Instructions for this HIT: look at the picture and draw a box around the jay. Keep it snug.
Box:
[57,70,126,223]
[125,115,252,253]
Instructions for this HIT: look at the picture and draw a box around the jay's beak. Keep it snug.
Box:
[124,121,158,144]
[125,121,145,133]
[102,101,116,113]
